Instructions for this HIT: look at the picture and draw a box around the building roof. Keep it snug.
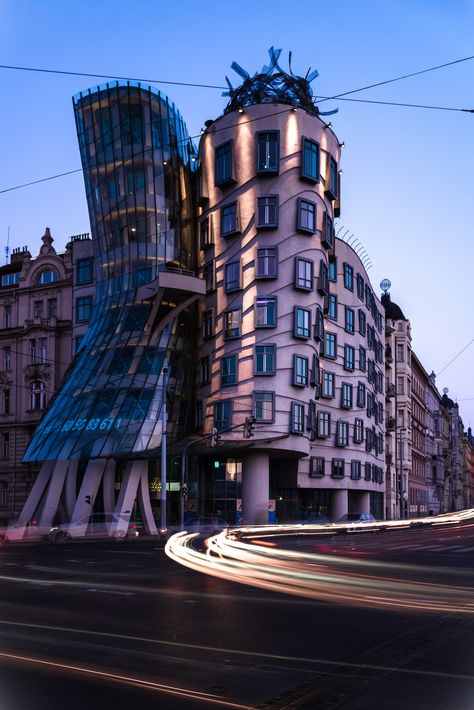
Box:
[381,293,406,320]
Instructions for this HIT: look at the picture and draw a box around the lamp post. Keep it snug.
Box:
[160,367,168,533]
[398,427,406,519]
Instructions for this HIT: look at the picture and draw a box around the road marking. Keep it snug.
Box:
[86,588,135,596]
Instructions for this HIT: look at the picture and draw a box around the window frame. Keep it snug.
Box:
[341,382,353,409]
[322,370,335,398]
[255,297,277,328]
[215,140,234,187]
[254,344,276,375]
[256,246,278,279]
[293,306,311,339]
[223,309,241,340]
[343,262,354,291]
[75,295,92,323]
[344,344,355,371]
[294,257,314,292]
[253,391,275,423]
[322,212,334,249]
[296,198,317,234]
[290,401,305,435]
[224,260,241,293]
[300,136,320,183]
[309,456,325,478]
[293,354,309,387]
[331,458,345,479]
[256,130,280,175]
[221,355,238,387]
[345,307,355,334]
[256,194,279,229]
[221,202,240,237]
[317,410,331,438]
[213,399,233,431]
[323,331,337,359]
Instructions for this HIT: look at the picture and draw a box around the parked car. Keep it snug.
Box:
[160,516,229,540]
[3,519,51,543]
[49,513,140,543]
[337,513,376,524]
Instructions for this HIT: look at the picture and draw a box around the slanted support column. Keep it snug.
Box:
[9,461,55,538]
[65,460,79,518]
[70,459,106,536]
[103,459,116,513]
[137,460,158,536]
[241,453,269,526]
[37,460,69,528]
[331,489,348,522]
[113,460,143,535]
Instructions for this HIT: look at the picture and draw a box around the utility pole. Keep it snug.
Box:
[160,367,168,533]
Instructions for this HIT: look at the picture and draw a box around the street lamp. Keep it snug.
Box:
[398,427,406,519]
[160,367,168,533]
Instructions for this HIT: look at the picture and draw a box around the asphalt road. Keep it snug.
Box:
[0,522,473,709]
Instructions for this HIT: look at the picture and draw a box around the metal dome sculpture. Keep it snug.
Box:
[223,46,338,117]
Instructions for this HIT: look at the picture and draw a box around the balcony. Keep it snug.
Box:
[385,344,393,364]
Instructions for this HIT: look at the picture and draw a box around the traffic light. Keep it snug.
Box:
[243,415,255,438]
[180,484,189,497]
[85,495,92,505]
[210,427,220,447]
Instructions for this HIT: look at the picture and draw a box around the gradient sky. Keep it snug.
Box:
[1,0,473,426]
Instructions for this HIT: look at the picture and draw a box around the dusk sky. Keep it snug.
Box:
[1,0,473,425]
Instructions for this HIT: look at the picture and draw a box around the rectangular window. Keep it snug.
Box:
[203,261,215,293]
[294,307,311,338]
[324,332,337,359]
[200,216,213,249]
[290,402,305,434]
[1,272,20,286]
[332,458,345,479]
[327,156,338,198]
[314,306,324,342]
[397,376,404,395]
[301,137,320,182]
[34,300,43,318]
[317,410,331,438]
[310,354,320,389]
[343,263,354,290]
[364,462,372,481]
[367,392,374,418]
[358,309,366,336]
[224,309,241,339]
[322,371,335,398]
[255,297,277,328]
[359,346,366,371]
[214,400,232,431]
[215,142,233,186]
[328,294,337,321]
[3,388,10,415]
[297,198,316,233]
[47,298,57,318]
[253,391,274,422]
[203,309,213,339]
[256,247,278,279]
[3,347,11,371]
[396,342,404,362]
[221,355,237,386]
[221,202,239,236]
[357,382,366,408]
[254,344,276,375]
[293,354,309,386]
[294,257,313,291]
[341,382,353,409]
[357,273,364,300]
[329,257,337,282]
[76,257,93,284]
[224,261,240,292]
[336,420,349,446]
[257,131,279,173]
[39,338,47,364]
[351,460,361,480]
[318,260,329,296]
[1,431,9,460]
[76,296,92,323]
[310,457,325,478]
[345,307,354,333]
[4,305,11,329]
[322,213,334,249]
[344,344,355,371]
[200,356,210,385]
[354,418,364,443]
[30,338,37,364]
[257,195,279,228]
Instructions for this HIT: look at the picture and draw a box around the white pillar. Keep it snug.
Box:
[70,459,106,536]
[241,453,269,526]
[331,489,348,522]
[9,461,55,538]
[37,460,69,528]
[137,460,158,535]
[103,459,116,513]
[65,460,79,518]
[113,460,142,535]
[353,491,370,514]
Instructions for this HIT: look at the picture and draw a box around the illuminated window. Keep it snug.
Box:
[30,381,46,410]
[255,297,277,328]
[36,270,59,285]
[257,131,279,173]
[253,392,274,422]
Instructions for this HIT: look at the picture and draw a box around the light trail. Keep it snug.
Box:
[0,650,253,708]
[165,509,474,615]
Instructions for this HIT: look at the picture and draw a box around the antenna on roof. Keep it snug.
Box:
[5,226,10,264]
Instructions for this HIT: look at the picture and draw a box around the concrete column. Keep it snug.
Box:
[9,461,55,538]
[70,459,106,535]
[38,460,69,528]
[353,491,370,514]
[137,460,158,535]
[102,459,116,513]
[65,460,79,518]
[241,453,269,526]
[331,489,348,522]
[113,460,142,535]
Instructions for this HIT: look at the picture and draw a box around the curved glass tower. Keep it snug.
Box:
[24,81,202,462]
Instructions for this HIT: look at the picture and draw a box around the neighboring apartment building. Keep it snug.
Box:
[440,391,466,512]
[466,428,474,508]
[410,353,429,517]
[382,291,412,519]
[426,371,447,515]
[0,229,94,523]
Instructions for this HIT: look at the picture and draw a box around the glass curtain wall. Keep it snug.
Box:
[24,82,197,462]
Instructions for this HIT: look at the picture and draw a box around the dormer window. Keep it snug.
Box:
[36,270,58,285]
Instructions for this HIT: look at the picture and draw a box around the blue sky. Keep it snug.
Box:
[1,0,473,425]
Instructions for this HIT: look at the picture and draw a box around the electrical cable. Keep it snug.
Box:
[436,338,474,376]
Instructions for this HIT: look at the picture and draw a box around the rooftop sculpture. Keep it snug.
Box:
[223,46,338,117]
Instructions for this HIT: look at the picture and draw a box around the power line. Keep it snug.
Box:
[0,64,227,90]
[315,95,473,113]
[0,168,83,195]
[316,54,474,103]
[437,338,474,376]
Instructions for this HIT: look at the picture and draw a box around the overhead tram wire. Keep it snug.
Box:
[436,338,474,377]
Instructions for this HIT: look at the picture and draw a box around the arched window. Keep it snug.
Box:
[30,381,46,410]
[36,270,59,285]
